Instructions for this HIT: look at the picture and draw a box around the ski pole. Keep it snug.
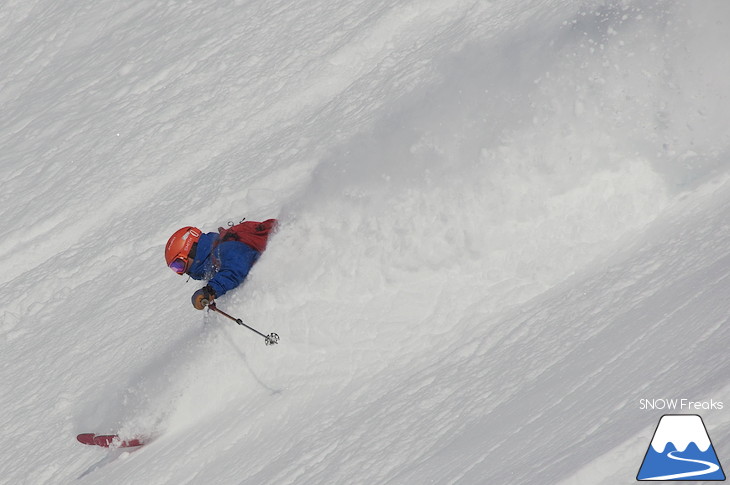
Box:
[207,303,279,346]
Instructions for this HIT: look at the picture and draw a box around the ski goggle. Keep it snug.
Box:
[169,258,188,275]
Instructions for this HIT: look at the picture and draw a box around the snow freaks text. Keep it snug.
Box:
[639,399,724,411]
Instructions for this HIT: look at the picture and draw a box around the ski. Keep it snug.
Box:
[76,433,146,448]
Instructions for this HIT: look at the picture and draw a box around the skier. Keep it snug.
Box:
[165,219,277,309]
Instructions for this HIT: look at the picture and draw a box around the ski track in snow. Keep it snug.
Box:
[1,1,729,484]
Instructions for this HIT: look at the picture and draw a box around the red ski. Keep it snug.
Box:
[76,433,146,448]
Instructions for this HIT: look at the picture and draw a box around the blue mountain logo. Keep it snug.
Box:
[637,414,725,481]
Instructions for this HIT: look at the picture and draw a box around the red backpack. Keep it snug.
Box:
[216,219,277,253]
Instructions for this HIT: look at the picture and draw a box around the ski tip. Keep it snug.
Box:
[76,433,96,445]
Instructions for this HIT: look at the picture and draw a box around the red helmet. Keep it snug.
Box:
[165,226,202,274]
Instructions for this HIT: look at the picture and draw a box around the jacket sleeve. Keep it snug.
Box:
[206,241,260,297]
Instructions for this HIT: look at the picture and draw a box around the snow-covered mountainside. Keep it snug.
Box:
[1,1,728,484]
[651,415,712,453]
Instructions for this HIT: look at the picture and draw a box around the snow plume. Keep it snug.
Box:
[275,1,676,322]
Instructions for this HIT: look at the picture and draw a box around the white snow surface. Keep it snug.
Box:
[1,1,729,484]
[650,415,711,453]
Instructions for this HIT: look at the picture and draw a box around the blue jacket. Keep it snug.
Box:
[187,232,260,297]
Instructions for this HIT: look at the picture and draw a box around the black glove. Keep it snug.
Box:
[192,285,216,310]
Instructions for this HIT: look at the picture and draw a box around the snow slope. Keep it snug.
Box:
[1,1,729,484]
